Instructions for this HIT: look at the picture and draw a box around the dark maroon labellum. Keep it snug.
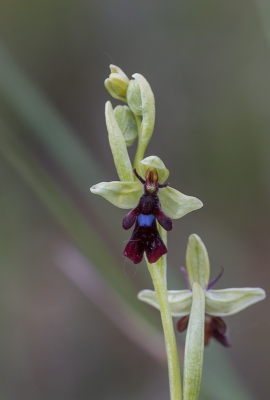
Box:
[176,314,230,347]
[122,168,172,264]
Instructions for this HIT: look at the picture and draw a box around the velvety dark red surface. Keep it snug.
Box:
[177,315,230,347]
[123,193,172,264]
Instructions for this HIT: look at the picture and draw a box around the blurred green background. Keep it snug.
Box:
[0,0,269,399]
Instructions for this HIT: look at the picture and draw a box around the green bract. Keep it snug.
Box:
[127,79,142,116]
[131,73,155,145]
[90,156,203,220]
[138,234,266,317]
[183,283,205,400]
[113,105,138,147]
[105,101,134,182]
[186,234,209,290]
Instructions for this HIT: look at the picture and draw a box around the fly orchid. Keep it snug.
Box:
[91,65,206,400]
[122,167,172,264]
[139,234,265,399]
[139,234,265,344]
[91,156,203,263]
[91,68,202,265]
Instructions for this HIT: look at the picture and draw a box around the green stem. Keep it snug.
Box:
[147,260,182,400]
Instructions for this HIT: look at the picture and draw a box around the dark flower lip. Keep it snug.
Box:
[177,314,231,348]
[206,315,230,347]
[177,267,231,346]
[123,221,167,264]
[176,315,189,332]
[123,168,172,264]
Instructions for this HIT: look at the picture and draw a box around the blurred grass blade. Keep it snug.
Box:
[0,117,153,322]
[0,41,122,243]
[54,242,166,363]
[0,41,104,188]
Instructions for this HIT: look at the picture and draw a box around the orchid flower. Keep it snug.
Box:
[139,234,265,399]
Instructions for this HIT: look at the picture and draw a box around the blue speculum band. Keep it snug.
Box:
[137,214,155,227]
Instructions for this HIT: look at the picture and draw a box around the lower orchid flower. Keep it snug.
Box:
[138,234,265,399]
[139,234,265,346]
[176,265,231,347]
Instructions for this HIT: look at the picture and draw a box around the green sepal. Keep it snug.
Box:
[186,234,210,290]
[205,288,266,316]
[138,156,169,183]
[138,289,192,316]
[105,101,134,182]
[159,188,203,220]
[113,105,138,147]
[183,282,205,400]
[90,181,142,209]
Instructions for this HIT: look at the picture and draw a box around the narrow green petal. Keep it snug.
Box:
[138,289,192,316]
[138,156,169,183]
[205,288,266,316]
[184,282,205,400]
[186,234,210,290]
[90,181,142,209]
[159,187,203,220]
[105,101,134,181]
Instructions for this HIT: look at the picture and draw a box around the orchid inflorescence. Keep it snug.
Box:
[90,65,266,400]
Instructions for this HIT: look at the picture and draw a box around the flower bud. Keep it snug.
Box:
[127,79,142,116]
[104,65,129,100]
[113,105,138,147]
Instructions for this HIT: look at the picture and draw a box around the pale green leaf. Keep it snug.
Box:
[205,288,266,316]
[158,187,203,219]
[90,181,142,209]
